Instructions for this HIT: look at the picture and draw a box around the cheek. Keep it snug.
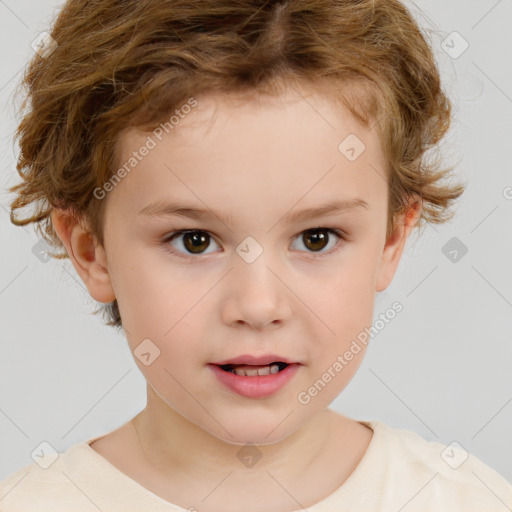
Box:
[110,255,205,364]
[108,246,181,327]
[126,315,202,394]
[320,264,377,328]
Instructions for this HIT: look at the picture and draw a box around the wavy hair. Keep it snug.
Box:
[8,0,465,329]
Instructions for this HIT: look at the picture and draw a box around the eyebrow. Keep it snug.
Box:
[138,198,370,225]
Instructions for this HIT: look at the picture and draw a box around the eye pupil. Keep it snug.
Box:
[303,229,328,251]
[184,231,210,253]
[168,227,339,257]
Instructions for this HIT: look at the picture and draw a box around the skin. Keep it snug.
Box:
[51,81,421,512]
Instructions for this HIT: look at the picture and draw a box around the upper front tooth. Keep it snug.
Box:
[233,364,280,376]
[241,367,260,376]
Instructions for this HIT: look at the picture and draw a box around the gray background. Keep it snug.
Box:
[1,0,511,489]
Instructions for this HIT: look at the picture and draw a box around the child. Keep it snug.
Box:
[2,0,511,510]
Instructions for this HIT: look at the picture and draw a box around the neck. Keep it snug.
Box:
[131,384,334,481]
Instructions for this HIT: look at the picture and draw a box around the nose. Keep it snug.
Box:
[220,253,292,330]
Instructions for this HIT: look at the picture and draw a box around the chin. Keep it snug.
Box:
[205,416,298,447]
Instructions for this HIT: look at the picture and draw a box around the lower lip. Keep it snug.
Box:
[208,364,300,399]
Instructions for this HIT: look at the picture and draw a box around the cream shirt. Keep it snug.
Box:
[1,419,511,511]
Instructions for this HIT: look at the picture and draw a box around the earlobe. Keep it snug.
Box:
[375,198,422,293]
[51,209,116,303]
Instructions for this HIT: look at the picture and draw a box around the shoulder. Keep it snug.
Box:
[0,434,179,512]
[365,420,512,510]
[0,441,106,511]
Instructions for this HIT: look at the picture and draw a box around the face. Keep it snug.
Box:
[64,83,415,446]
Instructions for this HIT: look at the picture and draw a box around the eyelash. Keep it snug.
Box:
[160,227,347,260]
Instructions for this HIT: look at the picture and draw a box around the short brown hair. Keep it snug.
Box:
[8,0,465,329]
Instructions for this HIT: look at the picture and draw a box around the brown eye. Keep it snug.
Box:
[166,230,218,255]
[163,227,344,259]
[290,228,343,255]
[302,229,330,252]
[182,231,210,253]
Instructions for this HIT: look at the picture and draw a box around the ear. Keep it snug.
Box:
[375,196,422,292]
[50,209,116,303]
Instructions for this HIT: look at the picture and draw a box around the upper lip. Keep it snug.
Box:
[210,354,298,366]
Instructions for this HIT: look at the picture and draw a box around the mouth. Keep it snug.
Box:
[217,362,290,376]
[208,361,300,398]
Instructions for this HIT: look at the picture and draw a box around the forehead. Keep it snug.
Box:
[110,83,387,218]
[117,79,382,154]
